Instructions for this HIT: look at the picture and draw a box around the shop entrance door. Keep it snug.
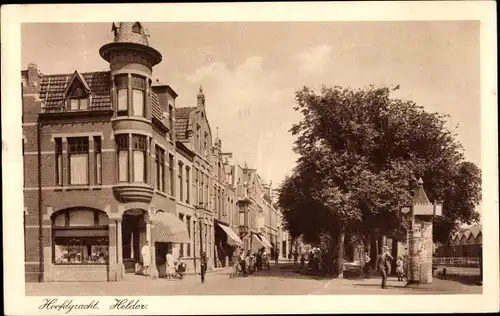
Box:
[122,209,146,273]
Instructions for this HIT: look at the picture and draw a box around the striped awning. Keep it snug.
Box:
[252,234,266,251]
[217,223,243,246]
[258,234,273,248]
[152,212,190,244]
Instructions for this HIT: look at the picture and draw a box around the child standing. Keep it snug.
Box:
[396,256,404,281]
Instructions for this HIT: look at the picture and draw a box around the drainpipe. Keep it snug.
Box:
[37,120,44,282]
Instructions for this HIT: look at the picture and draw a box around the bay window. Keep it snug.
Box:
[68,137,89,185]
[94,136,102,185]
[132,135,147,182]
[116,135,129,182]
[52,209,109,265]
[115,75,128,116]
[132,76,146,117]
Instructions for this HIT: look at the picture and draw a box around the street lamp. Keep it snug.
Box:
[400,178,442,285]
[195,202,206,273]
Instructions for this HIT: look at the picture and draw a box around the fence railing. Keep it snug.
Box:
[432,257,480,267]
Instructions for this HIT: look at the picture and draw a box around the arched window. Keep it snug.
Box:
[52,208,109,265]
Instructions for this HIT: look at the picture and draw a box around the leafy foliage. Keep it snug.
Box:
[278,85,481,268]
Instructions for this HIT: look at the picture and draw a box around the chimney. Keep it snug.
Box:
[26,63,41,92]
[152,79,178,113]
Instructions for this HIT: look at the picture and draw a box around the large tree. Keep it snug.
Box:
[278,85,481,276]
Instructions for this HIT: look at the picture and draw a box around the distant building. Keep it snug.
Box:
[434,224,482,258]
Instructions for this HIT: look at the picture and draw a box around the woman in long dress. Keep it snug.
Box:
[141,241,151,279]
[166,250,175,279]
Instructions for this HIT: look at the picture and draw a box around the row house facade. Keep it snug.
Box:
[22,22,278,282]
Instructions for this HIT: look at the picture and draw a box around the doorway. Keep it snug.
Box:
[122,209,146,273]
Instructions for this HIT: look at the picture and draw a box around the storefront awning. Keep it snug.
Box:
[217,223,243,246]
[258,234,273,248]
[252,234,266,251]
[152,212,190,244]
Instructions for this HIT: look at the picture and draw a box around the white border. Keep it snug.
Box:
[2,2,498,315]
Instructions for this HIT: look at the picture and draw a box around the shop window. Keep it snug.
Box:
[67,137,89,185]
[52,209,109,265]
[132,135,147,182]
[179,213,184,256]
[116,135,129,182]
[186,216,191,257]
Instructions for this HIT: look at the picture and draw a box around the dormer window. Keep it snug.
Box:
[69,97,88,111]
[65,71,90,111]
[132,22,141,34]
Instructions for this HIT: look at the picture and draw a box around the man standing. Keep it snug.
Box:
[275,248,279,265]
[200,251,208,283]
[376,246,394,289]
[363,252,371,278]
[141,241,151,279]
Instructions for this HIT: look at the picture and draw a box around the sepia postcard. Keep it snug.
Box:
[2,2,498,315]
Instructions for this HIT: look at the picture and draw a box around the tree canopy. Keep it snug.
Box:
[278,85,481,274]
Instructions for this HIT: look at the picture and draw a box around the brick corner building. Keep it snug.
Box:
[23,22,282,282]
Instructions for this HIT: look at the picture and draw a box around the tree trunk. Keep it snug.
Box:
[391,238,398,274]
[336,227,345,278]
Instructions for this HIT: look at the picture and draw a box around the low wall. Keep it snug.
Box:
[50,265,108,282]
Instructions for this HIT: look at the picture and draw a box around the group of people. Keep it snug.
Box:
[297,247,322,274]
[139,241,194,281]
[231,247,271,278]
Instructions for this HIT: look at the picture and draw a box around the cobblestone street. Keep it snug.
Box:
[26,264,482,296]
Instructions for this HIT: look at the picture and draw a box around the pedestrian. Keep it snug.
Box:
[200,251,208,283]
[300,253,306,269]
[396,256,404,281]
[240,250,247,276]
[376,246,394,289]
[230,249,240,278]
[363,252,371,278]
[141,241,151,279]
[293,250,299,265]
[275,248,279,265]
[165,249,174,279]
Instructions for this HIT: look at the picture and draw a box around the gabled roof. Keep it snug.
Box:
[175,107,196,142]
[39,70,162,120]
[40,71,111,110]
[413,178,431,205]
[452,224,482,243]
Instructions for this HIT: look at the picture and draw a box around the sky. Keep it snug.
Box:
[21,21,481,190]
